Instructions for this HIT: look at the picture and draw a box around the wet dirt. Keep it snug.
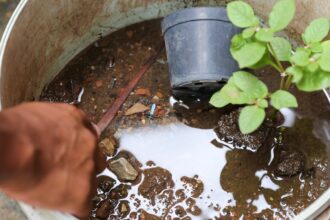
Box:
[40,19,330,219]
[215,108,270,151]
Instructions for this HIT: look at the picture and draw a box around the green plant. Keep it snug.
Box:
[210,0,330,134]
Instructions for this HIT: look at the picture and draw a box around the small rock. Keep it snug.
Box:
[126,30,134,38]
[139,210,161,220]
[99,138,117,157]
[274,148,305,177]
[108,157,138,181]
[135,88,151,96]
[152,95,160,104]
[125,103,149,116]
[96,200,114,219]
[117,200,130,218]
[95,80,103,88]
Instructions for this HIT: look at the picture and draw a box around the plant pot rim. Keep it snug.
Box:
[162,7,230,34]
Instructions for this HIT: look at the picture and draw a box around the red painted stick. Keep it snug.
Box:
[97,44,164,133]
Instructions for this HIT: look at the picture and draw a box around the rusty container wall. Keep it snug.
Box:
[2,0,330,108]
[0,0,329,219]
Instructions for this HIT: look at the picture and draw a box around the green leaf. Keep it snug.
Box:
[249,52,272,69]
[307,63,319,72]
[257,99,269,108]
[286,66,303,83]
[290,48,310,66]
[255,28,274,42]
[231,42,266,68]
[227,1,259,28]
[239,106,266,134]
[319,41,330,71]
[269,37,292,61]
[242,27,256,39]
[210,90,230,108]
[220,84,254,104]
[231,34,245,50]
[232,71,268,98]
[271,90,298,110]
[297,69,330,92]
[269,0,295,32]
[310,42,323,53]
[302,18,330,44]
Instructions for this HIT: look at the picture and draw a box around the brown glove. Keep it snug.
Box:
[0,102,105,218]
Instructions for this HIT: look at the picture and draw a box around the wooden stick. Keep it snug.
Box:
[97,44,164,133]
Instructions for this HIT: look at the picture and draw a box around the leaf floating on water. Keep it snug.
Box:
[125,103,149,116]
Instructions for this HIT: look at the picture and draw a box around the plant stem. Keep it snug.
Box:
[280,76,286,90]
[269,61,282,72]
[268,43,287,90]
[268,43,285,73]
[284,75,293,90]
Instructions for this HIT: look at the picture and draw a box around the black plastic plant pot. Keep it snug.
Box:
[162,7,241,97]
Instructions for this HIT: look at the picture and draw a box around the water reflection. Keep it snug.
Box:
[112,114,330,219]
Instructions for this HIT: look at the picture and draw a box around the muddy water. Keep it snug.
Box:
[40,19,330,219]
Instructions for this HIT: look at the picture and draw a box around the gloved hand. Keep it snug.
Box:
[0,102,105,218]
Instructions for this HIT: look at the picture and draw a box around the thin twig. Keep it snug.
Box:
[97,44,164,133]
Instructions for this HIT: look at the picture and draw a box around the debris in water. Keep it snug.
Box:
[135,88,151,96]
[77,88,84,103]
[156,59,167,64]
[108,56,115,68]
[109,77,117,88]
[155,92,164,99]
[95,80,103,88]
[151,95,159,104]
[149,104,156,118]
[108,157,138,181]
[125,103,149,116]
[126,30,134,38]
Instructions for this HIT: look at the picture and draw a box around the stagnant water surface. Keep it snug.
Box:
[40,19,330,219]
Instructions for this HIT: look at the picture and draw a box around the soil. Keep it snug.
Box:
[273,147,305,177]
[40,19,330,219]
[138,167,174,205]
[215,108,270,151]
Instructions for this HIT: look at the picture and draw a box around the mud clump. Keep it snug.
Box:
[97,176,116,193]
[215,109,269,151]
[274,148,305,177]
[174,205,187,217]
[138,167,174,205]
[181,176,204,198]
